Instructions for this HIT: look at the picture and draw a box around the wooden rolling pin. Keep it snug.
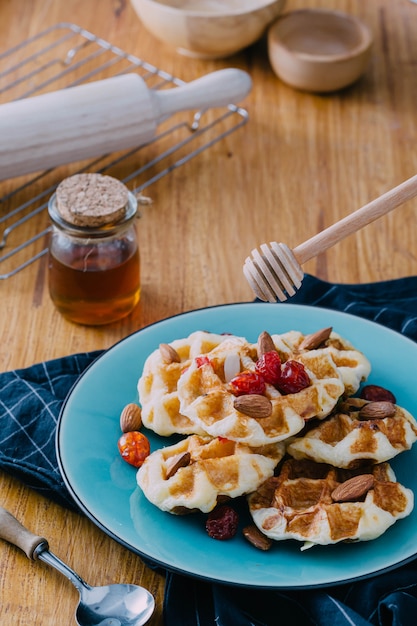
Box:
[0,68,252,181]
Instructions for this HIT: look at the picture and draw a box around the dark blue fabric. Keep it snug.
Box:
[280,274,417,342]
[0,350,102,510]
[1,274,416,626]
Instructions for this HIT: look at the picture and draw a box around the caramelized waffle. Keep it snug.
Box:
[287,397,417,468]
[137,434,285,514]
[177,337,352,446]
[247,458,413,547]
[138,328,371,444]
[270,330,371,396]
[138,331,233,436]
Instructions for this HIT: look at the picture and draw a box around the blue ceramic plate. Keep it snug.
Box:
[57,303,417,588]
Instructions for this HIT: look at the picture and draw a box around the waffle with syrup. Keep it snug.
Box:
[176,330,370,446]
[269,329,371,397]
[138,331,234,436]
[137,434,285,514]
[286,397,417,469]
[247,458,414,548]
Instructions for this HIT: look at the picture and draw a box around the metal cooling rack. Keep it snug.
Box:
[0,22,248,279]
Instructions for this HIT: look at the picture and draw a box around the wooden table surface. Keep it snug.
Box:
[0,0,416,623]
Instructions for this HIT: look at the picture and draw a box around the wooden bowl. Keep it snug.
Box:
[267,9,373,92]
[130,0,286,59]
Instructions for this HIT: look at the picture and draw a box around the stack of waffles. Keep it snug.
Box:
[136,328,416,548]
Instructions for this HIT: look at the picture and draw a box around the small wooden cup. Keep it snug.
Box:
[268,9,373,93]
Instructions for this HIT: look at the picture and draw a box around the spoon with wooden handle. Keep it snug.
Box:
[0,506,155,625]
[243,174,417,302]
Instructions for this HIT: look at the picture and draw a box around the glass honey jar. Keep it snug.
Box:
[48,173,140,325]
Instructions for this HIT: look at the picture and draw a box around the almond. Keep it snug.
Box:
[159,343,181,364]
[165,452,191,479]
[257,331,276,357]
[299,327,332,351]
[224,352,241,383]
[331,474,374,502]
[120,403,142,433]
[243,524,272,551]
[234,394,272,419]
[358,401,396,420]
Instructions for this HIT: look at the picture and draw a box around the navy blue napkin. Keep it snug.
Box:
[1,274,417,626]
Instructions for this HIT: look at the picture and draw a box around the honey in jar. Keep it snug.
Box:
[48,173,140,325]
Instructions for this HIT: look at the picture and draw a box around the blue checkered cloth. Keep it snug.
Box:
[1,275,417,626]
[0,350,102,510]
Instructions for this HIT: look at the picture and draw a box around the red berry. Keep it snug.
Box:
[360,385,396,404]
[229,371,266,396]
[255,351,282,385]
[276,360,310,395]
[206,505,239,540]
[196,355,211,368]
[118,431,150,467]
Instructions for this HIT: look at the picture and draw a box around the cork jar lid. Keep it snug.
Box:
[55,173,130,228]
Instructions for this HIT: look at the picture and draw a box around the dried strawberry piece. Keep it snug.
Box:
[229,371,266,396]
[255,351,282,385]
[360,384,396,404]
[195,355,211,368]
[206,505,239,540]
[276,360,310,395]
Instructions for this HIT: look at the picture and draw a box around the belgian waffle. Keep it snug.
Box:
[247,458,413,547]
[270,330,371,396]
[177,337,350,446]
[137,434,285,514]
[287,397,417,469]
[138,331,233,436]
[138,329,370,444]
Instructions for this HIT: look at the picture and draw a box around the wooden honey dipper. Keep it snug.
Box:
[243,174,417,302]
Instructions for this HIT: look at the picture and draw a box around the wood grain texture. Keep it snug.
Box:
[0,0,416,623]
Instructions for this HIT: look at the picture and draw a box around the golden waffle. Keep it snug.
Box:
[287,398,417,469]
[177,337,347,446]
[270,330,371,396]
[248,458,413,547]
[138,331,234,436]
[137,434,285,514]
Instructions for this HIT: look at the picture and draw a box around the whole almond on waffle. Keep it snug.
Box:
[247,458,413,548]
[286,397,417,468]
[137,434,285,514]
[175,331,361,446]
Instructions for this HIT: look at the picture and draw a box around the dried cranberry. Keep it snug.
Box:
[229,371,266,396]
[195,355,211,368]
[276,360,310,395]
[360,385,396,404]
[205,505,239,540]
[255,351,282,385]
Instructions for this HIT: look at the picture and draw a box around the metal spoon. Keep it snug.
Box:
[0,506,155,625]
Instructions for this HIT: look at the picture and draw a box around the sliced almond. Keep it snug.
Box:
[165,452,191,479]
[159,343,181,364]
[257,331,276,357]
[224,352,241,383]
[120,403,142,433]
[299,327,332,351]
[358,401,396,420]
[234,394,272,419]
[243,524,273,551]
[331,474,374,502]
